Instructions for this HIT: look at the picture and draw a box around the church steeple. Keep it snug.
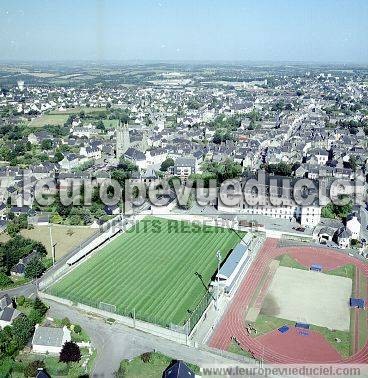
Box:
[116,120,130,158]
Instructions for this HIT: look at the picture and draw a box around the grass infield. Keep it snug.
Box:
[50,217,243,326]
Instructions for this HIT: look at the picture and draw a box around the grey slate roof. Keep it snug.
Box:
[164,361,195,378]
[0,307,20,322]
[124,147,146,161]
[0,294,12,310]
[32,326,65,347]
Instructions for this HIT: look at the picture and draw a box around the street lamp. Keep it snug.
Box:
[216,250,222,311]
[49,224,56,266]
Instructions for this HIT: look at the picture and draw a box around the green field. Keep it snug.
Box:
[102,119,119,128]
[50,217,243,326]
[28,113,70,127]
[276,254,307,270]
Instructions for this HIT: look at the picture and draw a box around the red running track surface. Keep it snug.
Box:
[209,238,368,363]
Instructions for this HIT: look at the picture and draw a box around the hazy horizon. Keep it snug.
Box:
[1,0,368,64]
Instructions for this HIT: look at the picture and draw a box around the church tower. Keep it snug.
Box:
[116,120,130,158]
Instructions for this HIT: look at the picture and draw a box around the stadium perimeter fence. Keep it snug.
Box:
[46,286,213,335]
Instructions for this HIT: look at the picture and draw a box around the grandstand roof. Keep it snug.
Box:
[218,238,250,280]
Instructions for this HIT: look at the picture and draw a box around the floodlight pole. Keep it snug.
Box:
[49,224,55,266]
[216,250,222,311]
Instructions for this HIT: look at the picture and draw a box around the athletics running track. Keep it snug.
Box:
[209,238,368,363]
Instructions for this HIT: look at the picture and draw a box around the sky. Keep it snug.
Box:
[0,0,367,63]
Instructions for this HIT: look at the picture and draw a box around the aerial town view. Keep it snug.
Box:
[0,0,368,377]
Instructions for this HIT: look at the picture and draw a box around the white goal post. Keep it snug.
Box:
[99,302,117,313]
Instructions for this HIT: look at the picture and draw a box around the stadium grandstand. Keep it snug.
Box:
[213,233,253,295]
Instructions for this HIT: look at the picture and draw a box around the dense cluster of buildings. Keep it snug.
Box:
[0,67,367,247]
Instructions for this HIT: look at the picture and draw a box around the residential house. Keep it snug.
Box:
[32,325,71,355]
[11,250,40,277]
[124,147,147,171]
[0,294,21,329]
[346,213,361,240]
[172,157,196,179]
[164,361,195,378]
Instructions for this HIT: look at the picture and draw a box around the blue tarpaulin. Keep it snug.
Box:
[278,325,289,334]
[350,298,365,309]
[295,322,310,329]
[310,264,322,272]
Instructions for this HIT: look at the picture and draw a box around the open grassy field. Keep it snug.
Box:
[22,225,96,260]
[50,217,243,326]
[28,113,70,127]
[0,226,96,260]
[102,119,119,128]
[276,254,308,270]
[327,264,355,279]
[0,226,96,261]
[48,106,107,115]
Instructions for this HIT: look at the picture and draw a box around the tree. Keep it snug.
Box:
[321,198,353,220]
[160,158,174,172]
[61,317,71,327]
[53,149,64,163]
[0,272,12,288]
[265,162,293,177]
[24,360,46,377]
[16,295,25,306]
[59,341,81,363]
[28,308,43,325]
[202,160,242,183]
[41,139,53,150]
[51,213,63,224]
[1,235,45,274]
[73,324,82,334]
[118,158,138,173]
[0,357,13,377]
[321,203,335,219]
[25,258,45,279]
[96,120,106,131]
[349,155,358,171]
[12,314,34,348]
[140,352,152,363]
[69,215,82,225]
[33,297,48,316]
[212,133,222,145]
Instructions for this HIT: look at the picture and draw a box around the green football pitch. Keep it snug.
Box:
[49,217,243,326]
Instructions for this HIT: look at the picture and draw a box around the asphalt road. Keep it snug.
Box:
[46,300,241,377]
[1,281,37,298]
